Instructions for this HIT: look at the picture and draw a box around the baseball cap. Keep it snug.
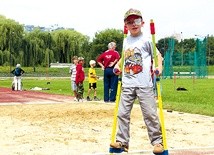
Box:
[78,57,84,61]
[72,56,78,60]
[16,64,21,68]
[89,60,96,65]
[124,8,142,21]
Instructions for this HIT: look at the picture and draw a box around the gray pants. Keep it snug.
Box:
[116,87,162,146]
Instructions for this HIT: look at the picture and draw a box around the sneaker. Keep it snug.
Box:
[87,96,92,101]
[79,99,83,102]
[94,97,100,101]
[110,142,128,152]
[73,97,78,101]
[153,144,164,154]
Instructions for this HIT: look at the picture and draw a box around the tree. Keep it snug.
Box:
[51,29,89,63]
[0,16,24,68]
[1,14,214,68]
[90,28,124,62]
[207,36,214,65]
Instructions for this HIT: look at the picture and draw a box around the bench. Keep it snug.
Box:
[173,72,196,77]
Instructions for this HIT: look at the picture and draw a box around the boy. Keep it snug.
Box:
[69,56,78,101]
[86,60,100,101]
[11,64,25,91]
[110,8,164,154]
[75,57,85,102]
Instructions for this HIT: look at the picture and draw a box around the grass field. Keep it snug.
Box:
[1,76,214,117]
[1,65,214,77]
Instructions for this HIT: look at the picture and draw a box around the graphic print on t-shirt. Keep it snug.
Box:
[124,47,143,75]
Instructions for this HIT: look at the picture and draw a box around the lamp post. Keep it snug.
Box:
[181,32,184,66]
[9,34,11,74]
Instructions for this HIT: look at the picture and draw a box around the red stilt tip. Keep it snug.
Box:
[150,19,155,35]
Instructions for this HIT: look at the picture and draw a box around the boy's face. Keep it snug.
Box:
[91,63,95,67]
[79,60,84,64]
[73,59,78,64]
[125,15,144,36]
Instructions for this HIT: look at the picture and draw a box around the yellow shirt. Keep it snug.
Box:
[88,67,97,83]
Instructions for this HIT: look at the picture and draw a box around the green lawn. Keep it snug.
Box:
[1,65,214,77]
[1,77,214,117]
[160,78,214,116]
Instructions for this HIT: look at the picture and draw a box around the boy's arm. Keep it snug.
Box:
[11,69,15,74]
[113,59,122,75]
[115,59,121,69]
[88,69,96,78]
[150,40,162,75]
[21,69,25,74]
[90,73,96,78]
[75,66,80,84]
[157,52,163,75]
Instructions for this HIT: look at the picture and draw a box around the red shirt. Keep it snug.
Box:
[97,50,120,68]
[75,63,85,84]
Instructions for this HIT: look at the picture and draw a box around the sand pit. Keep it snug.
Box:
[0,88,214,154]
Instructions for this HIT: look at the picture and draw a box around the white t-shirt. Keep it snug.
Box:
[122,33,159,88]
[69,64,76,81]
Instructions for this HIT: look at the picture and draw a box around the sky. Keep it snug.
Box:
[0,0,213,41]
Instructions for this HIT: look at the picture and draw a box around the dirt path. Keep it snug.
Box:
[0,88,214,154]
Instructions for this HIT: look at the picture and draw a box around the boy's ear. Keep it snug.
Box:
[141,21,145,26]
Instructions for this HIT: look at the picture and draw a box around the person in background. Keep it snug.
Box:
[75,57,85,102]
[110,8,164,154]
[69,56,78,101]
[11,64,25,91]
[97,42,120,102]
[86,60,100,101]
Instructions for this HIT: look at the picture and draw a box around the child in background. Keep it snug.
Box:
[86,60,100,101]
[75,57,85,102]
[69,56,78,101]
[11,64,25,91]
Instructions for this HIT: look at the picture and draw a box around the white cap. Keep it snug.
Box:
[89,60,96,65]
[78,57,84,61]
[16,64,21,68]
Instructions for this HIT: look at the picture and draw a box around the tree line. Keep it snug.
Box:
[0,15,213,69]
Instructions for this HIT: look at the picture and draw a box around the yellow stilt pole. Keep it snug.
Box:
[109,26,128,154]
[150,19,168,155]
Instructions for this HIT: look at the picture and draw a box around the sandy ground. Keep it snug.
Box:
[0,101,214,155]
